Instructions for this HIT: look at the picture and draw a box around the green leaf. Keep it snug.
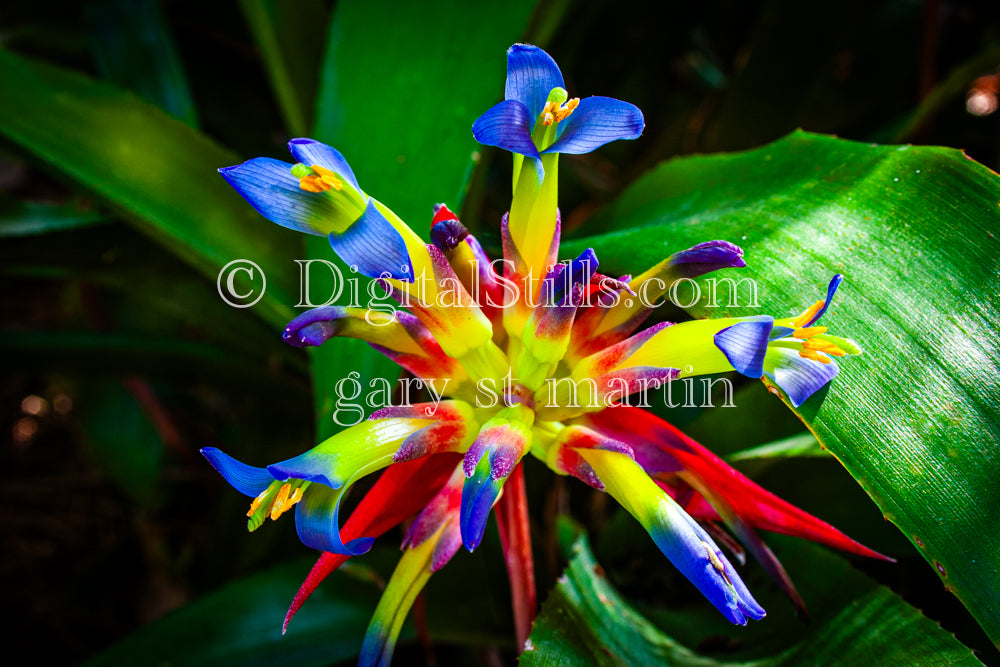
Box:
[306,0,538,438]
[524,535,980,666]
[0,49,298,329]
[567,130,1000,646]
[726,433,826,462]
[237,0,328,137]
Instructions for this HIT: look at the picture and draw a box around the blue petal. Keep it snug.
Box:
[764,347,839,408]
[430,218,469,252]
[459,458,502,552]
[544,247,598,306]
[806,274,844,326]
[201,447,274,497]
[648,503,765,625]
[328,200,413,281]
[471,100,540,159]
[714,316,774,378]
[505,44,564,119]
[282,306,348,347]
[294,484,374,555]
[219,157,341,236]
[267,449,342,488]
[717,554,768,621]
[668,241,746,278]
[543,96,644,155]
[287,138,362,193]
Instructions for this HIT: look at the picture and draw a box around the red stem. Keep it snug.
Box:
[496,462,536,651]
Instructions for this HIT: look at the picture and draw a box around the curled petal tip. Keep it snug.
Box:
[201,447,274,496]
[431,218,469,251]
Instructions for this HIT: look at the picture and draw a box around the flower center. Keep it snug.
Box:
[291,163,343,193]
[541,97,579,126]
[247,479,311,531]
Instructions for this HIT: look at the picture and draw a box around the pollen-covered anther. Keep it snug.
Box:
[247,482,306,524]
[703,541,731,582]
[557,97,579,121]
[269,482,305,520]
[296,163,343,193]
[541,98,580,126]
[246,487,270,518]
[801,338,847,357]
[799,348,833,364]
[792,300,826,328]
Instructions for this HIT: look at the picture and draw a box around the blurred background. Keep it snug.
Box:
[2,0,999,664]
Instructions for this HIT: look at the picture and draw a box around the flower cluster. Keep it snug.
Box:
[207,44,882,665]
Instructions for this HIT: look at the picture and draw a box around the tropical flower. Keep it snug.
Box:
[219,138,423,280]
[207,44,881,665]
[471,44,645,163]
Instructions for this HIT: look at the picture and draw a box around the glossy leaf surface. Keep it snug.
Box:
[523,535,979,666]
[0,50,299,329]
[568,130,1000,645]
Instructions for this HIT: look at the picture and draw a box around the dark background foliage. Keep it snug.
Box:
[2,0,999,664]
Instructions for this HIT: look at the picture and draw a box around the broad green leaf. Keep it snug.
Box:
[306,0,538,438]
[86,0,199,126]
[726,433,826,462]
[237,0,328,137]
[524,535,979,666]
[567,130,1000,646]
[0,49,298,329]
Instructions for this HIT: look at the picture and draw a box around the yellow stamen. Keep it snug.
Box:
[297,164,343,193]
[541,98,580,126]
[703,541,732,584]
[246,487,270,518]
[802,339,847,356]
[799,348,833,364]
[793,326,827,339]
[268,483,306,520]
[555,97,579,122]
[270,483,292,520]
[286,486,305,507]
[792,300,825,328]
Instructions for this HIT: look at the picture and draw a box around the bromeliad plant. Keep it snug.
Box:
[203,44,885,665]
